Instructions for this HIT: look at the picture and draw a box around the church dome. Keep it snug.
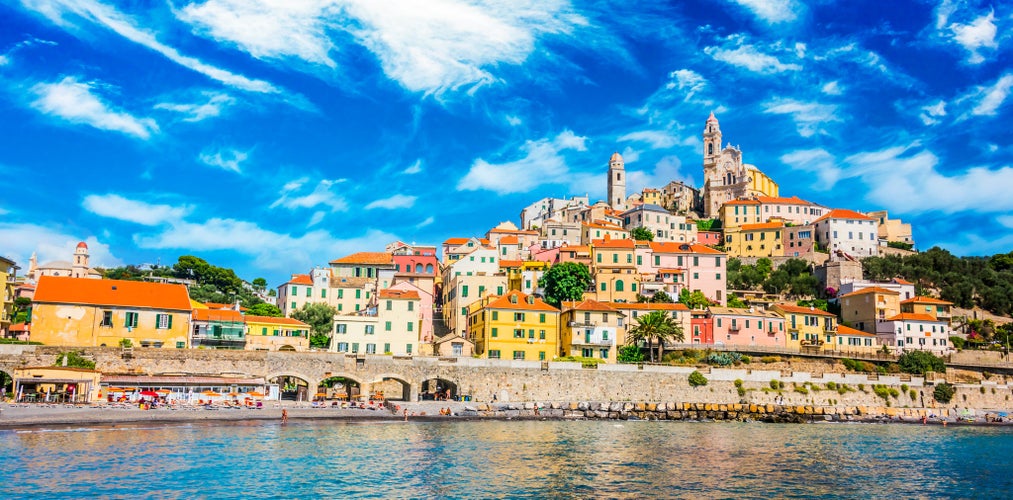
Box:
[76,241,88,249]
[609,151,623,163]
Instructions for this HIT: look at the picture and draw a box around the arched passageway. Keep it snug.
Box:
[318,376,363,401]
[269,375,311,401]
[369,376,411,401]
[420,378,459,401]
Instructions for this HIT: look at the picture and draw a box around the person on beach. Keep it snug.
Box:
[403,408,408,421]
[281,409,288,424]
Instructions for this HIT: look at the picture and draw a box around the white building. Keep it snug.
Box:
[621,204,697,243]
[876,313,952,355]
[330,289,421,356]
[813,209,879,261]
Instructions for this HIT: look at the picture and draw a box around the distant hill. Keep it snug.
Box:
[100,255,272,309]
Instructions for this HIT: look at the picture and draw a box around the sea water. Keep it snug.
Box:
[2,420,1011,498]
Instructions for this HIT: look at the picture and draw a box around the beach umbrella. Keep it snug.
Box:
[139,390,159,399]
[106,387,125,392]
[156,389,171,395]
[246,391,265,398]
[201,390,221,397]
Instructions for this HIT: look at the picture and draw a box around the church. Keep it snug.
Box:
[27,241,102,282]
[701,112,779,218]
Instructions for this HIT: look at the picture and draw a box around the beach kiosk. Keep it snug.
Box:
[12,366,102,403]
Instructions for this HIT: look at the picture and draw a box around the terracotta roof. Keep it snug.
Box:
[498,260,524,268]
[814,209,873,223]
[329,252,393,265]
[658,268,685,274]
[192,309,244,322]
[561,299,620,313]
[9,322,29,332]
[559,245,590,253]
[582,221,626,231]
[649,242,724,255]
[483,290,559,312]
[755,195,813,205]
[34,276,192,311]
[244,315,309,327]
[901,296,952,305]
[708,306,782,318]
[488,228,538,235]
[722,199,760,206]
[773,303,836,317]
[591,238,635,249]
[287,274,313,285]
[378,289,420,300]
[883,313,940,322]
[840,286,900,297]
[740,222,785,231]
[892,278,913,285]
[204,302,247,311]
[608,302,690,311]
[443,237,470,245]
[499,236,520,244]
[836,325,877,337]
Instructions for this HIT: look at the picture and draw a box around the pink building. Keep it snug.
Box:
[690,310,714,345]
[709,307,785,347]
[782,225,815,258]
[697,231,722,246]
[529,245,559,264]
[389,281,435,344]
[642,242,727,305]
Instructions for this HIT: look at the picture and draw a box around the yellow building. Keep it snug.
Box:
[1,256,16,337]
[724,222,785,258]
[771,303,837,351]
[718,199,762,232]
[244,315,311,351]
[900,296,953,325]
[831,325,881,355]
[840,286,901,334]
[31,276,191,348]
[467,290,559,361]
[501,260,550,295]
[748,166,779,198]
[588,238,640,303]
[559,299,624,362]
[11,366,102,403]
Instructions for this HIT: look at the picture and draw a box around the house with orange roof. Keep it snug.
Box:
[31,276,192,348]
[485,221,540,251]
[876,312,952,354]
[559,299,625,362]
[900,296,953,325]
[620,203,698,243]
[607,302,692,350]
[813,209,880,261]
[538,219,583,249]
[770,303,837,351]
[840,286,902,334]
[277,268,332,316]
[833,324,881,355]
[718,199,762,232]
[638,242,727,305]
[755,195,828,226]
[441,236,490,262]
[783,224,816,258]
[1,256,16,337]
[708,306,785,348]
[501,260,549,296]
[724,221,786,258]
[588,238,641,303]
[837,278,916,301]
[442,273,508,338]
[331,288,422,356]
[580,220,629,245]
[244,315,310,351]
[191,308,246,349]
[466,290,560,361]
[557,245,592,268]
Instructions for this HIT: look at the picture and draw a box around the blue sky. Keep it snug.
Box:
[0,0,1010,287]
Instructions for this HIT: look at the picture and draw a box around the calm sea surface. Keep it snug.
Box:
[2,419,1011,499]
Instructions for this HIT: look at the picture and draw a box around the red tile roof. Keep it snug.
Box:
[443,237,470,245]
[649,242,723,254]
[773,303,836,317]
[814,209,873,223]
[884,313,940,322]
[286,274,312,285]
[244,315,309,327]
[740,222,785,231]
[561,299,620,312]
[755,195,813,205]
[836,325,877,337]
[192,309,244,322]
[607,302,689,311]
[498,260,524,268]
[484,290,559,312]
[840,286,900,297]
[378,289,420,300]
[34,276,191,311]
[499,236,520,244]
[592,238,635,249]
[722,199,760,206]
[900,296,952,305]
[329,252,393,265]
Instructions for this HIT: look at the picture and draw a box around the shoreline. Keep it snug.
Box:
[3,401,1012,430]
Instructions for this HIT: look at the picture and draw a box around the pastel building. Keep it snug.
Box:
[442,274,508,336]
[771,303,836,351]
[27,241,102,281]
[244,315,310,351]
[642,242,727,305]
[539,220,583,249]
[580,220,630,245]
[331,289,421,356]
[701,113,779,218]
[840,286,901,334]
[559,299,624,362]
[610,302,691,349]
[191,308,246,349]
[833,325,881,355]
[467,290,560,361]
[718,199,762,232]
[588,238,640,303]
[620,204,697,243]
[813,209,879,261]
[755,196,827,226]
[900,296,953,325]
[709,307,785,347]
[1,256,16,337]
[690,310,714,344]
[783,224,815,258]
[519,195,589,230]
[876,313,952,355]
[724,222,785,258]
[32,276,191,348]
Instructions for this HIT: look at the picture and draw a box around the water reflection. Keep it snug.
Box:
[2,421,1012,498]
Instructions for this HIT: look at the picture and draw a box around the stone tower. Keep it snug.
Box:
[703,111,722,168]
[607,151,626,210]
[71,241,89,278]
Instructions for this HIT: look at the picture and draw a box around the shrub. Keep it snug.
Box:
[933,383,955,404]
[770,379,781,390]
[617,345,644,363]
[872,385,891,402]
[681,348,703,360]
[898,351,946,375]
[857,383,865,392]
[737,386,747,397]
[825,381,838,391]
[688,371,708,387]
[704,352,743,367]
[794,386,809,395]
[734,379,744,388]
[910,390,918,400]
[949,336,965,350]
[760,356,781,364]
[740,355,751,364]
[119,338,132,348]
[54,351,96,370]
[901,384,909,393]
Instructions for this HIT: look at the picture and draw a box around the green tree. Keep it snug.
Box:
[290,303,337,349]
[688,370,708,387]
[627,311,684,362]
[650,291,674,303]
[933,382,955,404]
[631,226,654,242]
[54,351,96,370]
[247,303,283,317]
[252,277,268,292]
[678,289,711,309]
[616,344,644,363]
[727,296,748,308]
[763,269,791,295]
[789,273,820,297]
[898,351,946,375]
[538,262,592,307]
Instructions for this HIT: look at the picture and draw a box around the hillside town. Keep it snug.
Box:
[1,114,963,368]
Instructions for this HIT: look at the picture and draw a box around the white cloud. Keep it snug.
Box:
[415,216,435,228]
[727,0,798,24]
[763,98,840,137]
[949,10,998,64]
[998,215,1013,229]
[457,130,587,194]
[0,206,9,215]
[22,0,279,93]
[704,42,801,73]
[619,146,640,164]
[969,73,1013,116]
[919,100,947,125]
[505,115,522,126]
[155,91,235,122]
[271,177,348,212]
[198,147,249,173]
[402,159,422,175]
[307,210,326,227]
[618,129,679,149]
[821,81,842,95]
[668,69,707,100]
[82,194,189,225]
[780,148,843,189]
[845,143,1013,214]
[0,223,122,269]
[177,0,339,67]
[626,155,694,194]
[341,0,586,95]
[30,76,158,139]
[365,194,417,210]
[0,55,8,66]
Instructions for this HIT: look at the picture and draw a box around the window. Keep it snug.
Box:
[351,343,359,353]
[539,330,546,340]
[384,343,391,353]
[407,301,414,312]
[156,314,172,329]
[175,341,185,349]
[462,307,467,316]
[462,285,469,297]
[539,313,546,323]
[407,322,414,332]
[125,312,139,328]
[489,350,501,359]
[514,313,525,321]
[262,327,268,335]
[366,343,377,354]
[321,289,326,298]
[100,311,113,327]
[492,311,499,321]
[386,300,393,310]
[338,289,344,299]
[336,324,347,334]
[513,351,525,360]
[291,286,298,295]
[306,288,311,297]
[492,328,498,337]
[365,325,375,335]
[385,321,392,331]
[597,253,602,263]
[514,329,524,338]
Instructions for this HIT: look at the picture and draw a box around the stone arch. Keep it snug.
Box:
[318,373,365,401]
[0,365,12,396]
[366,373,414,401]
[419,376,462,401]
[267,372,317,402]
[278,345,296,352]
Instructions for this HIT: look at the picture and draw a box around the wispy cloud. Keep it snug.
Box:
[30,76,158,139]
[82,194,189,225]
[966,73,1013,116]
[198,147,249,173]
[667,69,707,101]
[0,223,122,268]
[457,130,587,194]
[22,0,280,93]
[271,177,348,212]
[934,2,999,64]
[726,0,799,24]
[821,81,842,95]
[704,36,801,74]
[365,194,417,210]
[919,100,947,125]
[155,91,235,122]
[763,98,840,137]
[402,159,422,175]
[415,216,435,228]
[780,148,843,189]
[618,130,679,149]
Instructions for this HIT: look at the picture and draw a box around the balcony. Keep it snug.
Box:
[575,339,613,346]
[800,339,824,348]
[568,321,596,327]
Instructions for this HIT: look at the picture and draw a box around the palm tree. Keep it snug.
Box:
[628,311,685,362]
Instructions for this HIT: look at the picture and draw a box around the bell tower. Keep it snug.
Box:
[703,111,722,168]
[607,151,626,210]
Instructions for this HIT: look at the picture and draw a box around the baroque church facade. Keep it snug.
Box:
[701,112,779,218]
